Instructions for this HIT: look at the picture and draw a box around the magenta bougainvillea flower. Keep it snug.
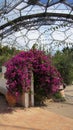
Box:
[4,49,63,97]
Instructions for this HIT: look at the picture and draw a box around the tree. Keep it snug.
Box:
[53,47,73,85]
[0,45,19,66]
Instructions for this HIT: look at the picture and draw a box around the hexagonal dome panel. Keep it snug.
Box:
[0,0,73,50]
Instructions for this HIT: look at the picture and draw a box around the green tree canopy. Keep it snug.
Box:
[53,47,73,85]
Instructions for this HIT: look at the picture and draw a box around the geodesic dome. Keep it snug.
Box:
[0,0,73,51]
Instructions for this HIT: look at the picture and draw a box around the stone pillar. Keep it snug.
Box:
[21,92,29,108]
[21,71,34,107]
[17,71,34,108]
[30,72,34,106]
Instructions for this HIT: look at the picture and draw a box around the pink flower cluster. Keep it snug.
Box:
[5,49,62,97]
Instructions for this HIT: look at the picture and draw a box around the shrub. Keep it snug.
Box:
[5,49,63,103]
[53,91,66,102]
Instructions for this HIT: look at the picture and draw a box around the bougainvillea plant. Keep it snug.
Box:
[4,49,63,101]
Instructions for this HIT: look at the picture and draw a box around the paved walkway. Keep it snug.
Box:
[65,85,73,104]
[44,85,73,119]
[0,107,73,130]
[0,85,73,130]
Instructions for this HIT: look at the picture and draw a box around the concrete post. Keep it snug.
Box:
[21,92,29,108]
[30,71,34,106]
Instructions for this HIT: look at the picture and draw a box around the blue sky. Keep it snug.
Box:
[0,0,4,2]
[41,0,73,4]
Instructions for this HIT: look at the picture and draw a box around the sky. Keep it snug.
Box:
[0,0,73,3]
[41,0,73,4]
[0,0,4,2]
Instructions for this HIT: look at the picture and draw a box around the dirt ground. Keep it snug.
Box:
[0,85,73,118]
[43,85,73,119]
[0,85,73,130]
